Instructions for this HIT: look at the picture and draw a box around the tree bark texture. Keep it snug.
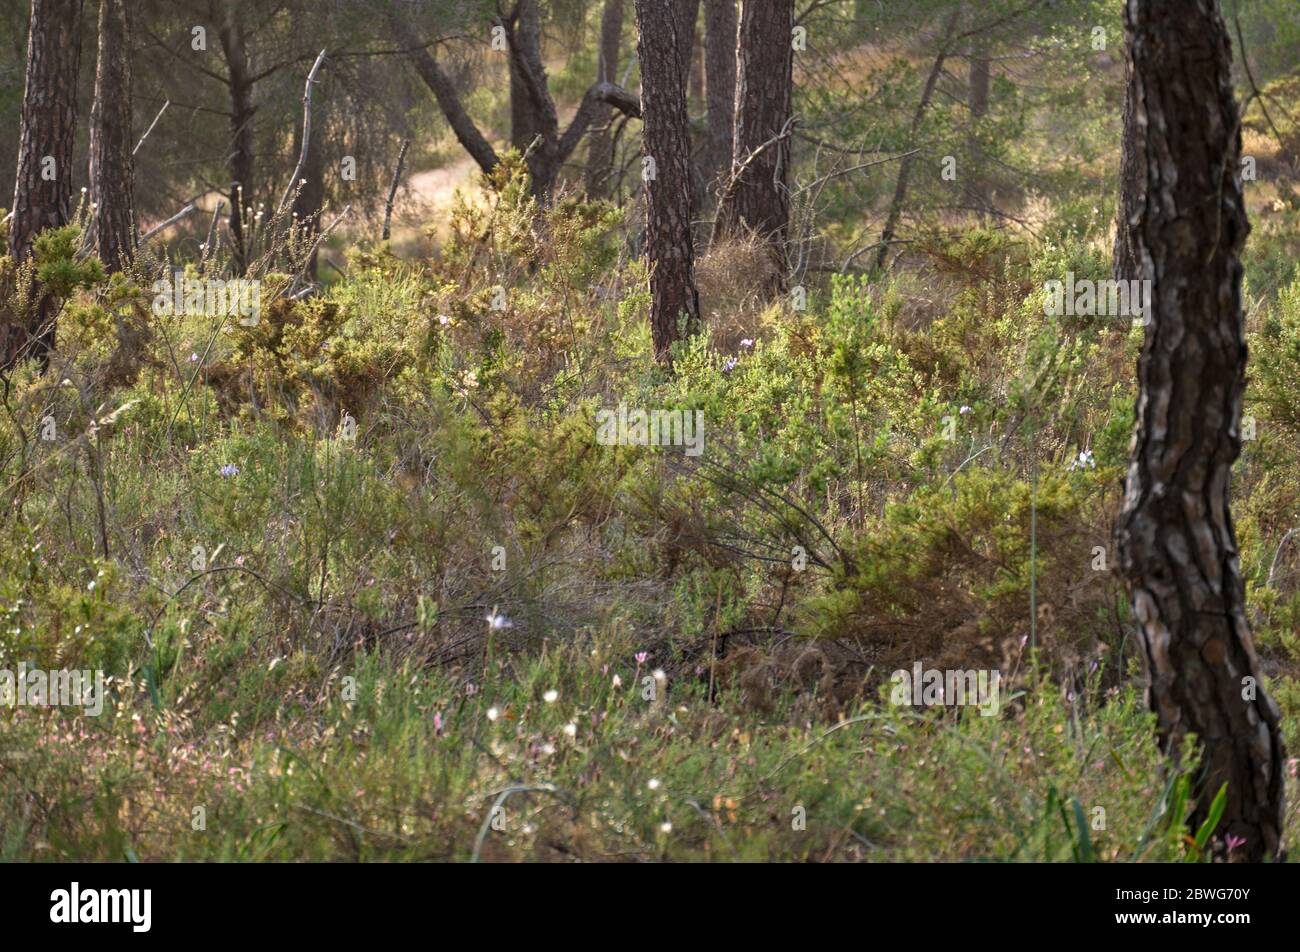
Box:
[634,0,701,364]
[1116,0,1286,863]
[715,0,793,287]
[702,0,737,192]
[5,0,85,368]
[89,0,136,273]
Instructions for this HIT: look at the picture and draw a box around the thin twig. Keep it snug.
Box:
[132,99,170,157]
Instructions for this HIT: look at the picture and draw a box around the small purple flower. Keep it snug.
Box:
[740,338,754,349]
[722,357,738,373]
[635,651,648,665]
[220,463,239,478]
[1225,833,1247,853]
[189,352,200,363]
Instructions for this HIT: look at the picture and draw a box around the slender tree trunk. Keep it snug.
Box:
[388,11,500,177]
[5,0,85,368]
[968,55,989,120]
[874,8,958,270]
[218,4,254,274]
[688,9,704,104]
[394,8,636,206]
[510,0,544,153]
[678,0,701,84]
[290,92,325,282]
[634,0,700,364]
[1116,0,1286,863]
[504,0,567,200]
[1112,41,1140,282]
[89,0,136,272]
[702,0,737,193]
[714,0,793,290]
[585,0,625,199]
[966,30,989,218]
[676,0,705,241]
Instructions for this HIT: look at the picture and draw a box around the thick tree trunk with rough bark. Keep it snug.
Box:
[634,0,700,364]
[714,0,793,288]
[89,0,136,273]
[703,0,737,192]
[1116,0,1286,863]
[10,0,83,264]
[585,0,625,199]
[5,0,84,368]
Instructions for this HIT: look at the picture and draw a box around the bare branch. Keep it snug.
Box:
[140,204,198,241]
[382,139,411,242]
[132,99,170,157]
[277,49,328,217]
[557,81,642,164]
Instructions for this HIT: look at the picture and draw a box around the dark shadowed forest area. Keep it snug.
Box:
[2,0,1300,889]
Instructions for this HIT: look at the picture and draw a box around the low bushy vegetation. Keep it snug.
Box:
[1,157,1298,861]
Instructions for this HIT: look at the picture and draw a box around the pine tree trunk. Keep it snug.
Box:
[10,0,83,264]
[874,8,958,271]
[389,10,500,178]
[676,0,705,241]
[702,0,737,194]
[1116,0,1286,863]
[510,0,544,154]
[219,4,254,274]
[634,0,700,364]
[506,0,565,201]
[714,0,793,290]
[1112,42,1140,282]
[678,0,701,84]
[5,0,85,368]
[585,0,624,199]
[966,32,989,218]
[687,6,704,104]
[89,0,136,273]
